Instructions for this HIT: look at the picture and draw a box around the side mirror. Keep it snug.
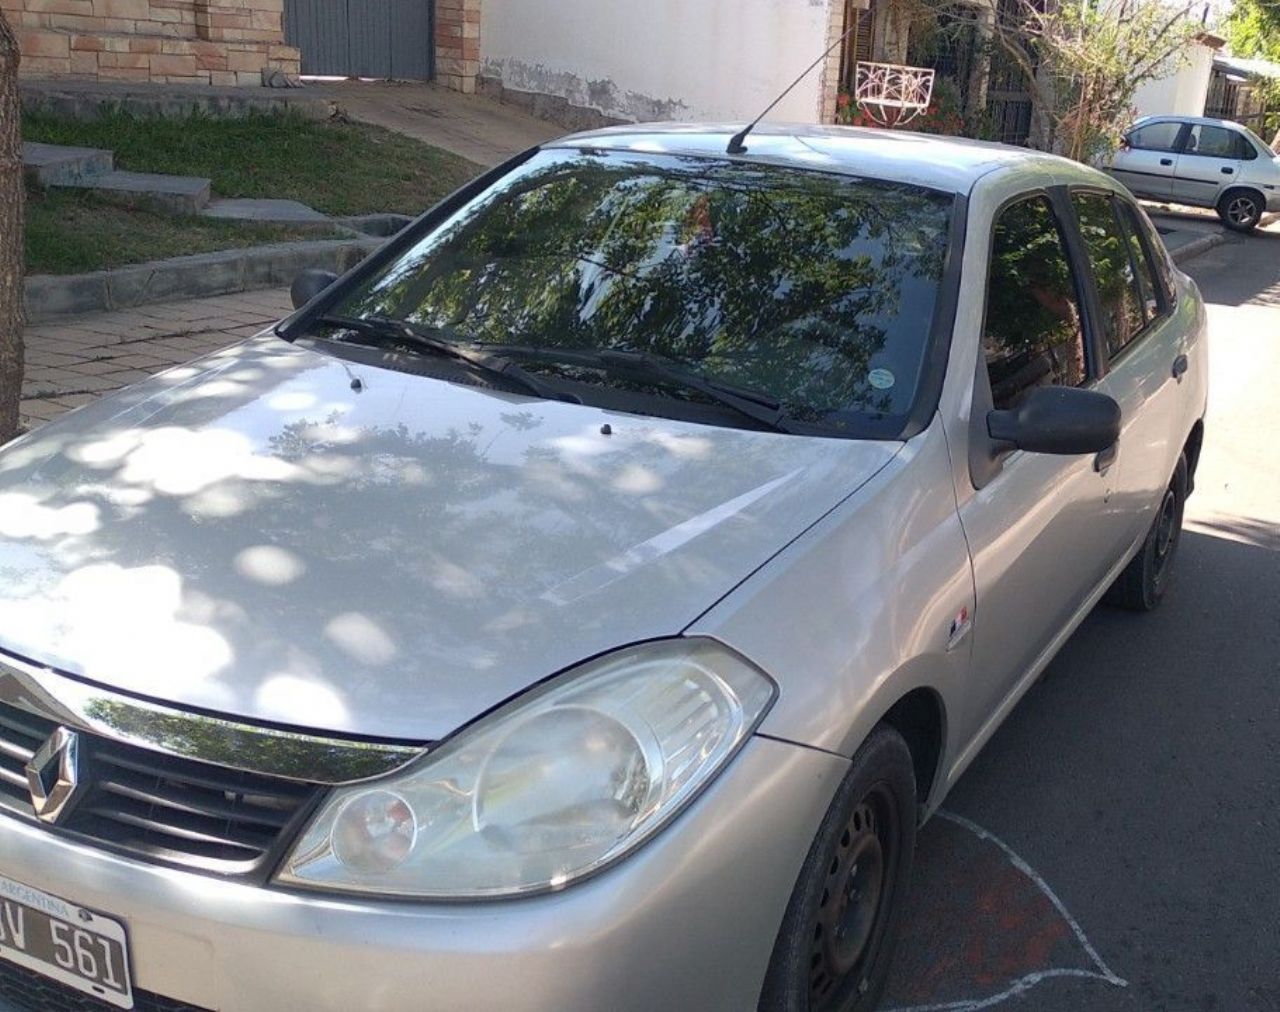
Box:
[290,269,339,310]
[987,386,1120,456]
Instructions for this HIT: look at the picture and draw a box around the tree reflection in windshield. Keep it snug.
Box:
[333,150,953,429]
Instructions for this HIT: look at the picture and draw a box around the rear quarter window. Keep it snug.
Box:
[1233,132,1259,160]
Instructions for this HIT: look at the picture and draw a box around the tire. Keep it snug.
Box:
[1106,453,1188,611]
[1216,189,1264,233]
[759,725,917,1012]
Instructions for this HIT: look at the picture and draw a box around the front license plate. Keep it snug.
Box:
[0,874,133,1009]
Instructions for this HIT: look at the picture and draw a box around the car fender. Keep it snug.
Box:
[1218,182,1268,209]
[689,417,975,813]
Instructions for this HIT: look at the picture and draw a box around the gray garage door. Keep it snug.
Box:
[284,0,434,81]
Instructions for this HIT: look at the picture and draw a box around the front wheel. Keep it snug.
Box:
[759,726,917,1012]
[1106,454,1188,611]
[1216,190,1264,232]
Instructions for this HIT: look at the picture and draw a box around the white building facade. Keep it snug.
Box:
[1132,34,1222,119]
[478,0,845,127]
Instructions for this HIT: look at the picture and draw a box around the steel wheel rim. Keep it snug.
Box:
[1154,487,1178,562]
[809,788,897,1008]
[1227,196,1256,225]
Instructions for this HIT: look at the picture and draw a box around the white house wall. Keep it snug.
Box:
[1133,41,1216,118]
[480,0,837,124]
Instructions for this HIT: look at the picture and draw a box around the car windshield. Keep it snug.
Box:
[325,148,955,436]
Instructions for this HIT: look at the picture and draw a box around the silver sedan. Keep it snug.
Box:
[0,124,1206,1011]
[1107,114,1280,231]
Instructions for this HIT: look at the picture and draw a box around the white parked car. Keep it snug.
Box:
[1106,114,1280,231]
[0,125,1207,1011]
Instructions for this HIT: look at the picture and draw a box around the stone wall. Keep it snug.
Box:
[1,0,300,85]
[820,0,850,124]
[434,0,480,93]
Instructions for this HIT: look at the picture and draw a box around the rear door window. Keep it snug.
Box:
[1129,205,1178,305]
[1183,124,1239,159]
[983,196,1089,410]
[1113,200,1166,323]
[1070,192,1147,356]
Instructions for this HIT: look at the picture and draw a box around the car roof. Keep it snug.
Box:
[544,122,1101,196]
[1134,113,1252,131]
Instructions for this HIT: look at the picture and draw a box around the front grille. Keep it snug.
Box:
[0,958,210,1012]
[0,701,322,881]
[0,704,43,816]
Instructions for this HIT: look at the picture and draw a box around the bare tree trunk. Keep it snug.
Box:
[0,11,23,443]
[965,0,995,128]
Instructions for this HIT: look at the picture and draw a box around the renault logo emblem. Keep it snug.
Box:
[25,727,81,824]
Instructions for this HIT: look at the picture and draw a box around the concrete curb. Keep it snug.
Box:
[1169,231,1229,265]
[24,237,380,324]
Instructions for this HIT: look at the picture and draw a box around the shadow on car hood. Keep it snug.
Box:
[0,337,899,741]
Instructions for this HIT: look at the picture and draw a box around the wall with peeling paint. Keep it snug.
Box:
[480,0,836,126]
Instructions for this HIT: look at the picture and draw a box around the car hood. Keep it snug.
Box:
[0,337,899,741]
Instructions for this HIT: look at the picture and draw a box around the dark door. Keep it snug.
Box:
[284,0,434,81]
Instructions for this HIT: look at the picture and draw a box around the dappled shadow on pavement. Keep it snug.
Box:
[1187,513,1280,552]
[1193,226,1280,308]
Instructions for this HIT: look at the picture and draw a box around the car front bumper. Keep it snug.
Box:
[0,736,845,1012]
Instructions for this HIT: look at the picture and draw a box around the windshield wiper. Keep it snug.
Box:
[488,345,798,434]
[315,315,581,405]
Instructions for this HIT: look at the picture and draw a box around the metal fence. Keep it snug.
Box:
[283,0,434,81]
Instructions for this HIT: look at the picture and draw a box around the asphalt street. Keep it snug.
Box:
[881,226,1280,1011]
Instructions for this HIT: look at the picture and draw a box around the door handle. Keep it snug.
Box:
[1172,353,1189,381]
[1160,158,1174,166]
[1222,166,1235,174]
[1094,442,1118,474]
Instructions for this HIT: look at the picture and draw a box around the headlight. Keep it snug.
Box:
[275,639,775,898]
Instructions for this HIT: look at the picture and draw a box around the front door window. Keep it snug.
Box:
[983,196,1089,410]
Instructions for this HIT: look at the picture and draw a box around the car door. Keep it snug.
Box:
[1171,123,1242,207]
[955,192,1134,736]
[1108,120,1184,200]
[1069,190,1185,544]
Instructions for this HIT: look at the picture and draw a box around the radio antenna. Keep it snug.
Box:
[727,22,858,155]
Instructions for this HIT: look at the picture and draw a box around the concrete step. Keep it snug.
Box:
[57,171,213,215]
[202,197,328,222]
[22,141,114,186]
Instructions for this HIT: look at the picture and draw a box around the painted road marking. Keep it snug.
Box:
[881,809,1127,1012]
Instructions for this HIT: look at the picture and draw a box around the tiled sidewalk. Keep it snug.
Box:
[20,288,293,432]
